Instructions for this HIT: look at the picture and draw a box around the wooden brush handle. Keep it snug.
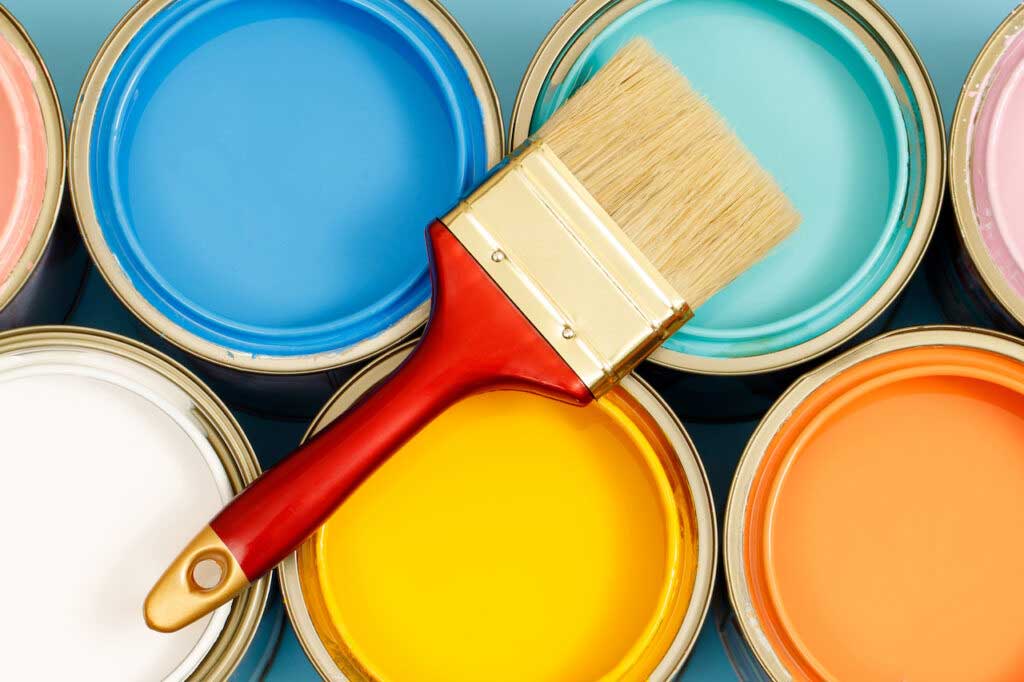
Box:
[145,221,592,632]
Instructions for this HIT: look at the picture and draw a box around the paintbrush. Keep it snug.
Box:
[145,39,800,632]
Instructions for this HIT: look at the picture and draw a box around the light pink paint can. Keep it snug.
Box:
[0,6,84,329]
[942,5,1024,331]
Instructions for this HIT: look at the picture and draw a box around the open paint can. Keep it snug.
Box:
[280,341,715,681]
[0,7,86,330]
[939,5,1024,332]
[723,326,1024,681]
[70,0,503,417]
[0,327,282,680]
[512,0,944,419]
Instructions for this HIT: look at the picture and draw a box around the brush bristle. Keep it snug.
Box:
[537,40,800,309]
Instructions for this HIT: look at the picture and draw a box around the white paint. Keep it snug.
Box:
[0,345,232,680]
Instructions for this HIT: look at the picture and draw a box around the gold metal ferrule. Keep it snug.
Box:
[444,141,692,396]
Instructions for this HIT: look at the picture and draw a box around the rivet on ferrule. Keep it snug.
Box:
[443,142,689,396]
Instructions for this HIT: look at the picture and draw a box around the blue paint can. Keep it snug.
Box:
[70,0,503,416]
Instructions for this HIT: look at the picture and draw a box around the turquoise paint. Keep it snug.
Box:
[531,0,911,358]
[89,0,490,356]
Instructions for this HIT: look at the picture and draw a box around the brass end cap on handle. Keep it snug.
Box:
[144,525,250,633]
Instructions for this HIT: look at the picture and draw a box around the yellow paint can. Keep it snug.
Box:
[281,342,715,681]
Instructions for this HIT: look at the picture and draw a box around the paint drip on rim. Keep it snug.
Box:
[88,0,492,357]
[971,28,1024,297]
[530,0,910,359]
[0,29,47,286]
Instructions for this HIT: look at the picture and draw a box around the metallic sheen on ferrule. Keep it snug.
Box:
[444,141,692,396]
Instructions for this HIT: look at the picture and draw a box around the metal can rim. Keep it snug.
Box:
[68,0,504,377]
[948,4,1024,329]
[509,0,946,377]
[0,325,273,681]
[279,338,717,681]
[722,324,1024,680]
[0,6,66,315]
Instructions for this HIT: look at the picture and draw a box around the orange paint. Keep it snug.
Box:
[745,346,1024,681]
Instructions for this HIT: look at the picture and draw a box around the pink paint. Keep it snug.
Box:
[972,30,1024,294]
[0,30,47,286]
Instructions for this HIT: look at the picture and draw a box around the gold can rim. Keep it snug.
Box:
[68,0,504,376]
[0,325,272,681]
[509,0,946,376]
[0,6,66,314]
[948,4,1024,327]
[722,324,1024,680]
[278,339,717,681]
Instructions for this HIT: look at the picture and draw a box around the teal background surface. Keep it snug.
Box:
[2,0,1019,678]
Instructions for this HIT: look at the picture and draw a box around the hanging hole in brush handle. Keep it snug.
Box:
[144,526,250,633]
[191,556,226,591]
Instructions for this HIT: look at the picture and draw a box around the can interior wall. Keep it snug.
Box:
[70,0,503,378]
[0,6,77,328]
[725,327,1024,681]
[511,0,943,378]
[281,342,716,681]
[0,327,276,680]
[946,5,1024,330]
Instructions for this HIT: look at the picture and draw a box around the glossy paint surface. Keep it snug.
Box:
[0,345,232,680]
[971,30,1024,297]
[88,0,490,356]
[745,347,1024,680]
[531,0,909,358]
[0,30,46,285]
[4,0,1020,679]
[298,389,695,681]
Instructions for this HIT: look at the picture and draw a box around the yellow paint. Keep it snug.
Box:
[298,389,698,681]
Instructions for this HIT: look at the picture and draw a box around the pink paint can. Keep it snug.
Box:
[941,5,1024,330]
[0,6,85,329]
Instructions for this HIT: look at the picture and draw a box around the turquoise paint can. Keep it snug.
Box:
[512,0,944,407]
[70,0,503,416]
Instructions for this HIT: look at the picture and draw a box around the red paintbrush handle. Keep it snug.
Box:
[144,221,591,632]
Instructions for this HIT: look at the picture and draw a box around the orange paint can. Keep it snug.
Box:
[724,326,1024,681]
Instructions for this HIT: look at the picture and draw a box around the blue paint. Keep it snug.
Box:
[531,0,911,358]
[89,0,490,356]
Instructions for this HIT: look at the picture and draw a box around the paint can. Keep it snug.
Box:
[0,326,282,680]
[511,0,944,420]
[723,325,1024,681]
[69,0,504,418]
[280,341,716,681]
[936,5,1024,333]
[0,7,87,330]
